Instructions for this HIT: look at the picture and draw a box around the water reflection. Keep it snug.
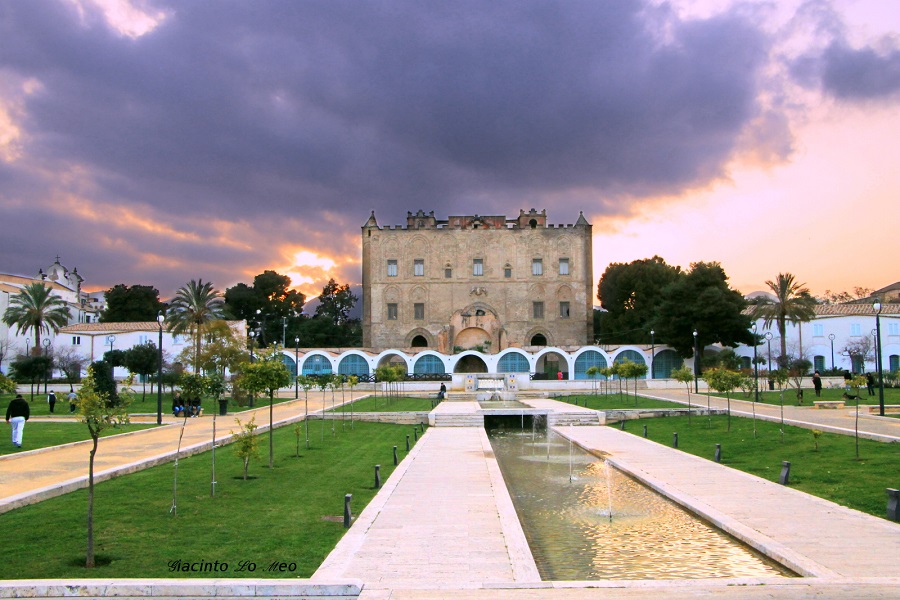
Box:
[489,428,794,580]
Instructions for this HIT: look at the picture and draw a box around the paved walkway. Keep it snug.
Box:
[0,392,360,513]
[313,427,539,589]
[642,388,900,442]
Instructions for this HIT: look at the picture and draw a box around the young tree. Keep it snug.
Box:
[751,273,817,362]
[615,359,647,405]
[671,365,695,423]
[770,367,790,442]
[585,365,603,398]
[240,351,291,468]
[297,375,315,449]
[3,283,71,351]
[703,367,744,432]
[54,346,87,384]
[76,370,131,568]
[123,343,159,401]
[166,279,226,373]
[232,417,260,480]
[100,284,164,322]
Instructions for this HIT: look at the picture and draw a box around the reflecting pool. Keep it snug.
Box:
[488,427,795,580]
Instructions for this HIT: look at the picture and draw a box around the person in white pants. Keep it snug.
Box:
[5,394,30,449]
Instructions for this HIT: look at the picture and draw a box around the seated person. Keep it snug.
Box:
[189,398,202,417]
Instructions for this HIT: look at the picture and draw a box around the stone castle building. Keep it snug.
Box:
[362,209,593,352]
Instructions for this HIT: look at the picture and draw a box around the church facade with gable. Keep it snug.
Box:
[361,209,593,353]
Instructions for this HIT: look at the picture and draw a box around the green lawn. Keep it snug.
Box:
[627,414,900,519]
[554,393,683,410]
[1,422,156,456]
[709,386,900,407]
[330,395,439,413]
[0,421,418,579]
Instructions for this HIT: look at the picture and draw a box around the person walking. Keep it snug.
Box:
[6,394,30,449]
[812,371,822,397]
[866,373,875,396]
[68,388,77,413]
[47,391,57,413]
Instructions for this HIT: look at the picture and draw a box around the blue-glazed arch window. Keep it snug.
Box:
[498,352,530,373]
[302,354,333,375]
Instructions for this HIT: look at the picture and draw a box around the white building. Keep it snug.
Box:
[733,302,900,375]
[1,257,103,373]
[56,320,248,379]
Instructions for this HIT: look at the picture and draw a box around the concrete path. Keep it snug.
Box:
[642,389,900,442]
[313,426,540,589]
[0,392,360,513]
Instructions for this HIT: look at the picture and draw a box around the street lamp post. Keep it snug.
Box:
[828,333,836,371]
[106,334,116,354]
[157,311,164,425]
[42,338,51,394]
[693,330,699,393]
[751,323,759,404]
[765,332,773,372]
[874,301,885,416]
[249,330,256,362]
[649,329,655,380]
[294,336,300,399]
[282,317,287,348]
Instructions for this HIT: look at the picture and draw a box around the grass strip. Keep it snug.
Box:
[626,414,899,519]
[0,422,155,456]
[0,420,420,579]
[554,394,683,410]
[332,395,438,412]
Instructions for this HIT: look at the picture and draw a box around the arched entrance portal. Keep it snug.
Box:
[454,355,488,373]
[536,351,567,379]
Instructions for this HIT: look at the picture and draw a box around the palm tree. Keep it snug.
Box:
[2,283,71,352]
[752,273,816,363]
[166,279,225,372]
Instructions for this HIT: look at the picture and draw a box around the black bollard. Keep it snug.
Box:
[374,465,381,489]
[414,428,418,441]
[715,443,721,463]
[406,434,410,451]
[643,424,648,438]
[673,432,678,448]
[887,488,899,521]
[620,419,626,430]
[779,461,791,485]
[343,493,353,528]
[393,445,398,465]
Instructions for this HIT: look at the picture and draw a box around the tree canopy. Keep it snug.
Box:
[751,273,817,362]
[224,270,305,347]
[166,279,226,372]
[595,256,681,344]
[652,262,754,358]
[100,284,165,322]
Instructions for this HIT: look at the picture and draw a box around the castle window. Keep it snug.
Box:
[414,303,425,320]
[533,301,544,319]
[387,303,398,320]
[445,268,452,278]
[414,259,424,277]
[559,302,570,319]
[473,258,483,276]
[387,260,398,277]
[559,258,569,275]
[532,258,543,276]
[504,265,511,278]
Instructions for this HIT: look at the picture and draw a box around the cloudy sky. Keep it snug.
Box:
[1,0,898,303]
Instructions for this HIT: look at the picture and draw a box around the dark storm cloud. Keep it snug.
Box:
[793,42,900,100]
[0,0,782,293]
